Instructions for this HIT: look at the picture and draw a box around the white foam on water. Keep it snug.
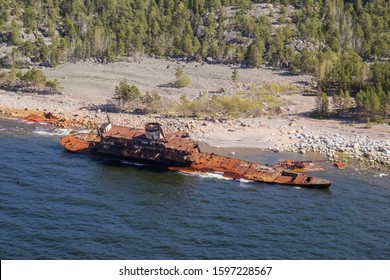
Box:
[198,172,233,180]
[77,129,93,134]
[294,186,302,190]
[179,171,233,181]
[238,178,251,183]
[120,160,145,167]
[33,128,72,136]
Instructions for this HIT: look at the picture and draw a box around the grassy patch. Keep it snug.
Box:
[174,85,285,118]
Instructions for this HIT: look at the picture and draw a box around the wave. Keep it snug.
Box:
[10,127,24,132]
[238,178,251,183]
[77,129,93,134]
[198,172,233,180]
[180,171,234,181]
[33,128,73,136]
[23,120,49,125]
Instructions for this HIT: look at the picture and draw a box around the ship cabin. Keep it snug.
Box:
[97,122,165,150]
[96,122,200,166]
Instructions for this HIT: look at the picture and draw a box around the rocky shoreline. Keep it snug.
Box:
[1,89,389,171]
[288,130,390,170]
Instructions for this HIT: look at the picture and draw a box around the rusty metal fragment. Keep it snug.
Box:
[273,160,345,172]
[23,114,46,122]
[334,161,345,169]
[273,160,324,172]
[60,133,100,154]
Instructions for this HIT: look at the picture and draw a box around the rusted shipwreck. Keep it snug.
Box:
[59,122,332,189]
[273,160,345,172]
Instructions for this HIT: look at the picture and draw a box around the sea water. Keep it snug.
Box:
[0,117,389,259]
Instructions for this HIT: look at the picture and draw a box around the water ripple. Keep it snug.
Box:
[1,118,390,259]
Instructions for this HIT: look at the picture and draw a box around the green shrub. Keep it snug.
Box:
[22,67,47,87]
[113,79,142,110]
[174,75,191,88]
[0,68,61,94]
[173,86,284,118]
[174,66,191,88]
[142,90,163,113]
[45,79,63,93]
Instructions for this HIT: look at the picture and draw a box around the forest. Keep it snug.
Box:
[0,0,389,121]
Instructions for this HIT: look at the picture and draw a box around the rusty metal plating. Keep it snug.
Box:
[59,123,332,189]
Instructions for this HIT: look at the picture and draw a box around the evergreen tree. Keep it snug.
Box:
[22,68,47,87]
[246,43,263,68]
[10,20,21,45]
[314,92,329,118]
[231,68,239,85]
[113,79,141,109]
[174,66,191,88]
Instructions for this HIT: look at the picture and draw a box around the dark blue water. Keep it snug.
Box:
[1,118,389,260]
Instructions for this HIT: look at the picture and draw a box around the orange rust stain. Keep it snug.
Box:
[334,161,345,169]
[23,114,46,123]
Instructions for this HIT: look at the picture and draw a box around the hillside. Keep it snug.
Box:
[1,1,389,68]
[0,0,389,122]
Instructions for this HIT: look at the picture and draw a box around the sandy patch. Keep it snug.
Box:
[41,57,313,103]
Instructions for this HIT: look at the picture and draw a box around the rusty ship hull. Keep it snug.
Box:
[59,123,332,189]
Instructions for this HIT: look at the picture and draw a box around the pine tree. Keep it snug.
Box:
[175,66,184,80]
[143,91,154,105]
[22,68,47,87]
[113,79,142,109]
[10,20,20,45]
[340,90,352,111]
[174,66,191,88]
[231,68,239,85]
[332,91,342,113]
[314,92,329,118]
[246,43,263,68]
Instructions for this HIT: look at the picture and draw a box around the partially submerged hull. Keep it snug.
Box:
[273,160,345,172]
[273,160,324,172]
[169,153,332,189]
[59,123,332,189]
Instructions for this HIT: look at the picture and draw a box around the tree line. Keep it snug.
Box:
[0,0,389,121]
[1,1,388,68]
[313,61,390,123]
[0,67,62,94]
